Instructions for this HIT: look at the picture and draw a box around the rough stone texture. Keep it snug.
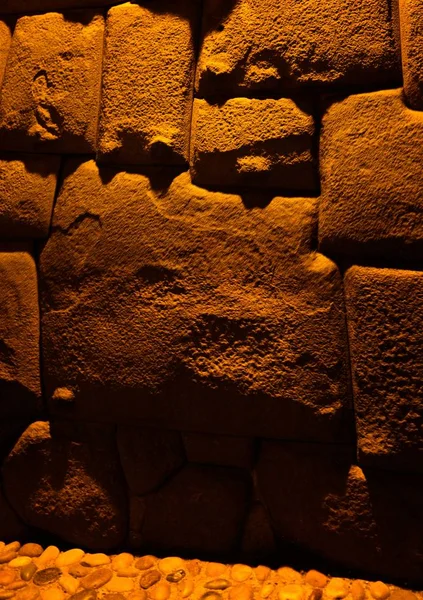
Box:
[0,250,41,418]
[0,21,12,90]
[0,155,60,239]
[139,464,250,556]
[257,441,423,583]
[182,432,255,469]
[2,421,128,550]
[319,89,423,261]
[98,1,198,166]
[0,11,104,154]
[196,0,400,97]
[40,159,351,442]
[1,0,126,12]
[399,0,423,110]
[345,266,423,473]
[117,426,185,495]
[190,98,317,191]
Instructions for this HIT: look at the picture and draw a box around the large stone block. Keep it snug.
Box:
[0,249,41,418]
[2,421,128,549]
[0,21,12,89]
[319,89,423,261]
[399,0,423,110]
[196,0,400,97]
[40,160,352,442]
[256,441,423,583]
[98,1,198,166]
[0,154,60,239]
[190,98,317,191]
[1,0,126,12]
[345,266,423,473]
[0,11,104,154]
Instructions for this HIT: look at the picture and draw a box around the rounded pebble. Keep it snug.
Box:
[0,571,16,585]
[7,582,27,591]
[69,591,97,600]
[116,568,139,578]
[278,569,303,584]
[325,579,349,600]
[261,583,276,598]
[0,544,5,552]
[81,569,113,590]
[0,591,15,599]
[279,584,304,600]
[0,552,17,564]
[206,564,227,578]
[128,593,147,600]
[33,569,62,587]
[201,594,222,600]
[178,579,194,598]
[37,548,60,567]
[139,570,161,590]
[56,550,85,568]
[104,595,126,600]
[205,580,231,591]
[231,565,252,583]
[229,583,253,600]
[19,546,43,559]
[350,582,366,600]
[15,585,40,600]
[305,571,327,589]
[112,555,134,571]
[308,590,322,600]
[81,555,110,568]
[390,592,418,600]
[5,543,21,553]
[186,560,201,577]
[105,576,134,593]
[69,566,91,579]
[40,587,65,600]
[166,570,185,584]
[158,558,185,576]
[370,583,390,600]
[134,557,156,571]
[60,575,80,595]
[254,567,270,583]
[10,558,32,569]
[150,582,171,600]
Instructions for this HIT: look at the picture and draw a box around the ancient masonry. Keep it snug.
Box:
[0,0,422,588]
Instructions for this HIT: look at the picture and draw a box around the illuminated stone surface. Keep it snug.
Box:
[319,89,423,260]
[0,250,40,418]
[40,160,350,441]
[190,98,317,191]
[0,11,104,153]
[0,154,60,239]
[98,1,198,166]
[399,0,423,110]
[1,0,125,11]
[0,21,12,90]
[345,266,423,473]
[196,0,400,97]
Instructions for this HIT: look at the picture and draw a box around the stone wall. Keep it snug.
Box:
[0,0,422,586]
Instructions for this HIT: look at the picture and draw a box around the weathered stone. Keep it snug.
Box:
[0,250,40,418]
[69,591,97,600]
[7,581,27,591]
[261,584,278,599]
[0,0,126,11]
[0,592,14,599]
[231,565,252,583]
[304,571,327,588]
[56,550,85,568]
[0,551,17,564]
[19,545,43,559]
[9,557,31,568]
[257,441,423,582]
[325,579,349,599]
[399,0,423,110]
[158,558,185,576]
[33,568,62,586]
[98,1,198,166]
[134,557,156,571]
[0,570,16,585]
[197,0,400,96]
[0,21,12,90]
[182,433,254,469]
[140,465,249,555]
[277,569,302,584]
[40,161,350,442]
[229,584,253,600]
[37,547,59,566]
[59,575,79,595]
[80,569,113,590]
[117,427,184,495]
[15,586,41,600]
[205,580,231,591]
[166,570,185,584]
[5,542,20,553]
[0,154,60,239]
[105,576,133,593]
[240,502,276,561]
[139,570,161,590]
[0,11,104,153]
[278,585,304,600]
[150,582,171,600]
[369,582,390,600]
[3,422,127,550]
[178,580,194,598]
[254,567,270,583]
[68,566,91,579]
[345,267,423,472]
[81,554,110,567]
[191,98,316,191]
[115,568,138,578]
[40,588,64,600]
[319,89,423,261]
[111,554,133,571]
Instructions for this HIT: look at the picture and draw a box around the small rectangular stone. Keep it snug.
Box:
[0,10,104,153]
[98,1,198,166]
[190,98,317,191]
[0,248,41,418]
[399,0,423,110]
[0,154,60,239]
[345,266,423,473]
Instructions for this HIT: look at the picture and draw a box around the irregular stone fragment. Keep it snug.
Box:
[0,11,104,153]
[345,267,423,472]
[56,550,85,567]
[319,89,423,261]
[80,569,113,590]
[350,582,365,600]
[117,427,185,495]
[141,465,249,555]
[98,1,198,166]
[399,0,423,110]
[0,21,12,89]
[19,545,43,559]
[3,422,127,549]
[191,98,317,191]
[40,161,351,442]
[139,570,161,590]
[197,0,400,96]
[33,568,62,586]
[182,433,254,469]
[0,250,40,418]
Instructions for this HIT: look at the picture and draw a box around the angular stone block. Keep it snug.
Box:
[197,0,400,97]
[319,89,423,261]
[399,0,423,110]
[0,20,12,89]
[183,432,255,469]
[0,250,41,418]
[117,426,185,496]
[40,160,352,441]
[190,98,317,191]
[256,441,423,583]
[139,464,250,555]
[0,154,60,239]
[0,11,104,154]
[3,421,128,549]
[345,266,423,473]
[98,1,198,166]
